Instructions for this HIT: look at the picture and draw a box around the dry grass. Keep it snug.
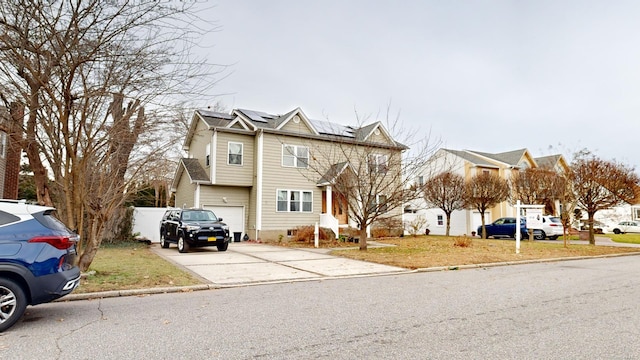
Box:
[330,236,640,269]
[75,244,201,294]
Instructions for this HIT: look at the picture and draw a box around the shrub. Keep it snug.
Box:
[372,217,404,238]
[293,226,333,243]
[453,236,472,248]
[405,216,428,237]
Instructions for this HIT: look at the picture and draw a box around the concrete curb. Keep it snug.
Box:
[57,250,640,302]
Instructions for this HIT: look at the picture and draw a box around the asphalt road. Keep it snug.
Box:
[2,255,640,359]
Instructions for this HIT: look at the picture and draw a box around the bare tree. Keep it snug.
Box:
[509,167,568,240]
[465,172,510,239]
[571,152,639,244]
[302,107,439,250]
[0,0,223,270]
[421,171,465,236]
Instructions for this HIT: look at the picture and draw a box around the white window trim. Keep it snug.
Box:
[228,141,243,166]
[436,214,444,227]
[282,144,309,169]
[276,189,313,213]
[368,154,388,174]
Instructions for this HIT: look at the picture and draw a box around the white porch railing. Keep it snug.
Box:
[319,213,339,239]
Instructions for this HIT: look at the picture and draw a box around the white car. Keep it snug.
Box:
[534,215,564,240]
[606,221,640,234]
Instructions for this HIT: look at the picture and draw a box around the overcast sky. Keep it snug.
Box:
[191,0,639,169]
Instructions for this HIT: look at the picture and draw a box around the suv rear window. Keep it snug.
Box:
[0,210,20,226]
[33,210,73,232]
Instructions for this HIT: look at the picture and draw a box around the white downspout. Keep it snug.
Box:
[211,130,217,184]
[194,183,201,208]
[255,129,264,240]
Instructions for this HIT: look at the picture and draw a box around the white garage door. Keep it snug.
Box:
[205,206,245,239]
[472,211,491,233]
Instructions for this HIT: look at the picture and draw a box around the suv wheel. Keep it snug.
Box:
[0,278,27,332]
[160,233,169,249]
[217,241,229,252]
[178,235,190,253]
[534,231,545,240]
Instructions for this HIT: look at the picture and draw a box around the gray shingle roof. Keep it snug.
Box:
[442,149,498,168]
[181,158,209,182]
[469,148,527,166]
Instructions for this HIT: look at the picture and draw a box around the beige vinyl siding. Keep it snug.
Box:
[279,119,314,134]
[259,133,321,230]
[199,185,250,230]
[215,132,254,186]
[367,130,392,145]
[187,119,211,170]
[173,176,196,209]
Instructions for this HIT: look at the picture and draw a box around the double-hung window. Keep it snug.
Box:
[228,142,243,165]
[368,154,388,174]
[368,194,388,213]
[282,145,309,168]
[277,190,313,212]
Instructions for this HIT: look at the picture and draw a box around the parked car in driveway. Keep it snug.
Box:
[477,217,539,239]
[535,215,564,240]
[0,200,80,332]
[606,220,640,234]
[160,208,230,253]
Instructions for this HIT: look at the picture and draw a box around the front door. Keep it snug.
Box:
[322,191,348,225]
[332,192,348,224]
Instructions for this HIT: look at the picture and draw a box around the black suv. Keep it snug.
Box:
[160,209,230,253]
[0,200,80,332]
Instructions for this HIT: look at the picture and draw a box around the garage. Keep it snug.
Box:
[205,206,245,241]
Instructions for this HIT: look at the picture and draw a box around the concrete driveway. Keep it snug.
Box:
[153,242,408,286]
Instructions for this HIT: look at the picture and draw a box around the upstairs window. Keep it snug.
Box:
[368,154,388,174]
[437,215,444,226]
[282,145,309,168]
[228,142,243,165]
[205,144,210,167]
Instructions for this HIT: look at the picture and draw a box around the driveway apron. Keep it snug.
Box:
[153,242,407,286]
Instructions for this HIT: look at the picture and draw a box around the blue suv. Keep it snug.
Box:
[0,200,80,332]
[477,217,540,239]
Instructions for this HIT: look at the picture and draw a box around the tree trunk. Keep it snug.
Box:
[587,212,596,245]
[359,227,368,251]
[77,216,107,271]
[445,212,452,237]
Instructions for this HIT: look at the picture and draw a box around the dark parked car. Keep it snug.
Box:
[477,217,539,239]
[0,200,80,332]
[160,209,230,253]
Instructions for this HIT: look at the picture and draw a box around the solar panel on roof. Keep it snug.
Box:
[310,120,354,137]
[238,109,271,122]
[198,110,233,119]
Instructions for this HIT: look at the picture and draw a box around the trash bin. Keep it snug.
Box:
[233,232,242,242]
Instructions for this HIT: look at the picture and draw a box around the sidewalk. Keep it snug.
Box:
[540,236,640,247]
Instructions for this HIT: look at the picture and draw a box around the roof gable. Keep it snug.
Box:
[170,158,210,191]
[274,108,319,135]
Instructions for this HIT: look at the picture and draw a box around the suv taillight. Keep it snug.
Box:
[28,236,77,250]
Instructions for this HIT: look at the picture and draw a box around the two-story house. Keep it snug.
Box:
[171,107,406,241]
[405,148,569,236]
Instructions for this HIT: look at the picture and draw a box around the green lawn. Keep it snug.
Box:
[603,233,640,244]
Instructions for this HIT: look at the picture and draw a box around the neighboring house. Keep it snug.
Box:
[171,107,406,241]
[405,148,569,236]
[0,104,22,200]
